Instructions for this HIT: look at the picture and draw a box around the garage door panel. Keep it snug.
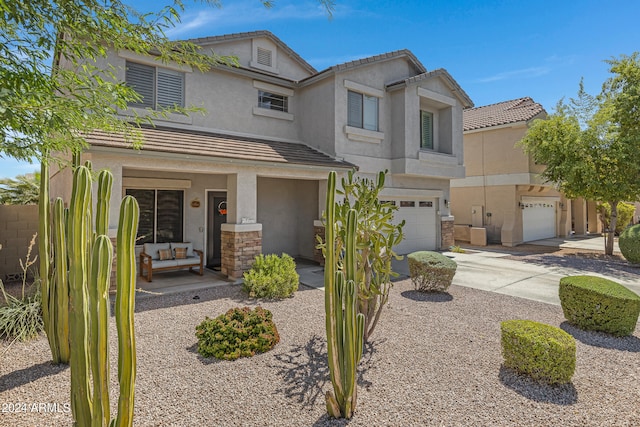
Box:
[392,200,437,254]
[522,200,556,242]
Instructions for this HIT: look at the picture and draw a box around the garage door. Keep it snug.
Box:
[391,200,437,254]
[522,199,556,242]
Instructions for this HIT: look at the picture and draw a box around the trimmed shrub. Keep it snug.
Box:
[195,306,280,360]
[559,275,640,336]
[501,319,576,385]
[243,253,299,299]
[619,224,640,264]
[407,251,457,292]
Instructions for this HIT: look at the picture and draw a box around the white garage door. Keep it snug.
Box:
[391,200,437,255]
[522,199,556,242]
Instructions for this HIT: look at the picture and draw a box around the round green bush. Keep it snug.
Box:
[559,275,640,336]
[243,253,299,299]
[619,224,640,264]
[195,306,280,360]
[407,251,457,292]
[501,319,576,385]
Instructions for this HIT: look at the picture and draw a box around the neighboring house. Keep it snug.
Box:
[451,97,580,246]
[51,30,472,279]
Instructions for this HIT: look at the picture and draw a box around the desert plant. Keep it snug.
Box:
[619,223,640,264]
[449,245,466,253]
[0,235,44,341]
[195,306,280,360]
[242,253,299,298]
[317,169,404,343]
[501,319,576,385]
[598,201,635,234]
[407,251,457,292]
[322,171,365,419]
[559,275,640,336]
[40,161,139,427]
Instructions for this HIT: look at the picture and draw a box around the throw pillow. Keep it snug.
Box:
[158,248,173,261]
[174,247,187,259]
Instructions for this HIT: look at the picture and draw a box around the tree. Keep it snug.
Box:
[520,53,640,255]
[0,171,40,204]
[1,0,334,163]
[318,170,404,342]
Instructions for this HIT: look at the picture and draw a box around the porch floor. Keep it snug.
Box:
[135,268,235,296]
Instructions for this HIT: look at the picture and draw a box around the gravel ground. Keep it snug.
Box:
[2,263,640,426]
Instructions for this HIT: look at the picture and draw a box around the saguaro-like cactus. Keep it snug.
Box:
[324,171,365,419]
[40,161,139,427]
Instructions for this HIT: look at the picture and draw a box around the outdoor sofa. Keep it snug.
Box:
[139,242,203,282]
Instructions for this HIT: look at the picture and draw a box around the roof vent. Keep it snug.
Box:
[257,47,272,67]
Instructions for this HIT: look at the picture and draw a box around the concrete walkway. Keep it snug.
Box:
[297,235,640,306]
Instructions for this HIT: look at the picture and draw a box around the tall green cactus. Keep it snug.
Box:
[40,159,139,427]
[324,171,365,419]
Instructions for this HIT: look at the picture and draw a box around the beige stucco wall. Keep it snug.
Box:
[0,205,39,281]
[257,177,318,259]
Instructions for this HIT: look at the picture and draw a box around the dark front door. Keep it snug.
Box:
[207,192,227,269]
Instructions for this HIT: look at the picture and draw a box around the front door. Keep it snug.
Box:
[207,192,227,269]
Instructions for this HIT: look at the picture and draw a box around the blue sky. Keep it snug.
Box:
[2,0,638,178]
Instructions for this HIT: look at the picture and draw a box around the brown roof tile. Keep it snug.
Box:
[85,126,355,169]
[463,97,546,131]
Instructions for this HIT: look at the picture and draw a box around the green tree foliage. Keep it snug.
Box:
[520,53,640,255]
[0,0,334,162]
[0,171,40,204]
[597,201,635,234]
[318,170,404,342]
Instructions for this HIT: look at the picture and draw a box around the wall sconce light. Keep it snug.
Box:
[559,202,565,209]
[444,199,450,208]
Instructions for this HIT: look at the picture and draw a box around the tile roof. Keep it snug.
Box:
[463,97,546,131]
[386,68,474,108]
[85,126,355,169]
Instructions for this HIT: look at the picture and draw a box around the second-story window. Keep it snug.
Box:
[420,110,434,149]
[258,90,288,112]
[125,61,185,110]
[347,90,378,131]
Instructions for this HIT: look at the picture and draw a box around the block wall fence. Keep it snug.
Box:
[0,205,39,282]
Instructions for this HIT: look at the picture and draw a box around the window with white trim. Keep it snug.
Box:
[420,110,434,150]
[125,189,184,244]
[125,61,185,110]
[348,90,378,131]
[258,90,288,112]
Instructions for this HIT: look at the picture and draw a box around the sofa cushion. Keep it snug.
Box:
[174,247,187,259]
[144,243,171,260]
[175,257,200,267]
[170,242,194,258]
[158,248,173,261]
[150,259,179,269]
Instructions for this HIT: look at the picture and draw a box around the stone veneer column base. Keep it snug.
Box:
[441,216,455,249]
[221,223,263,279]
[313,220,325,266]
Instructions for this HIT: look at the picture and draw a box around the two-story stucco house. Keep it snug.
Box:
[451,97,578,246]
[51,30,473,279]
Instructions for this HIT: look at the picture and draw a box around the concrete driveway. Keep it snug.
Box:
[299,235,640,306]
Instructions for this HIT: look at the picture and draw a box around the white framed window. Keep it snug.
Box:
[420,110,434,150]
[258,90,288,112]
[348,90,378,131]
[125,61,185,110]
[125,189,184,244]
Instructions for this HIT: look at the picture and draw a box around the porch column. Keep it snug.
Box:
[314,179,328,264]
[221,172,262,279]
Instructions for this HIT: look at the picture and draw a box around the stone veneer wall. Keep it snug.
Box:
[313,224,325,266]
[221,229,262,279]
[441,216,455,249]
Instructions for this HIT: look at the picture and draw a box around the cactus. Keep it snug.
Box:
[40,159,139,426]
[115,195,139,427]
[324,171,365,419]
